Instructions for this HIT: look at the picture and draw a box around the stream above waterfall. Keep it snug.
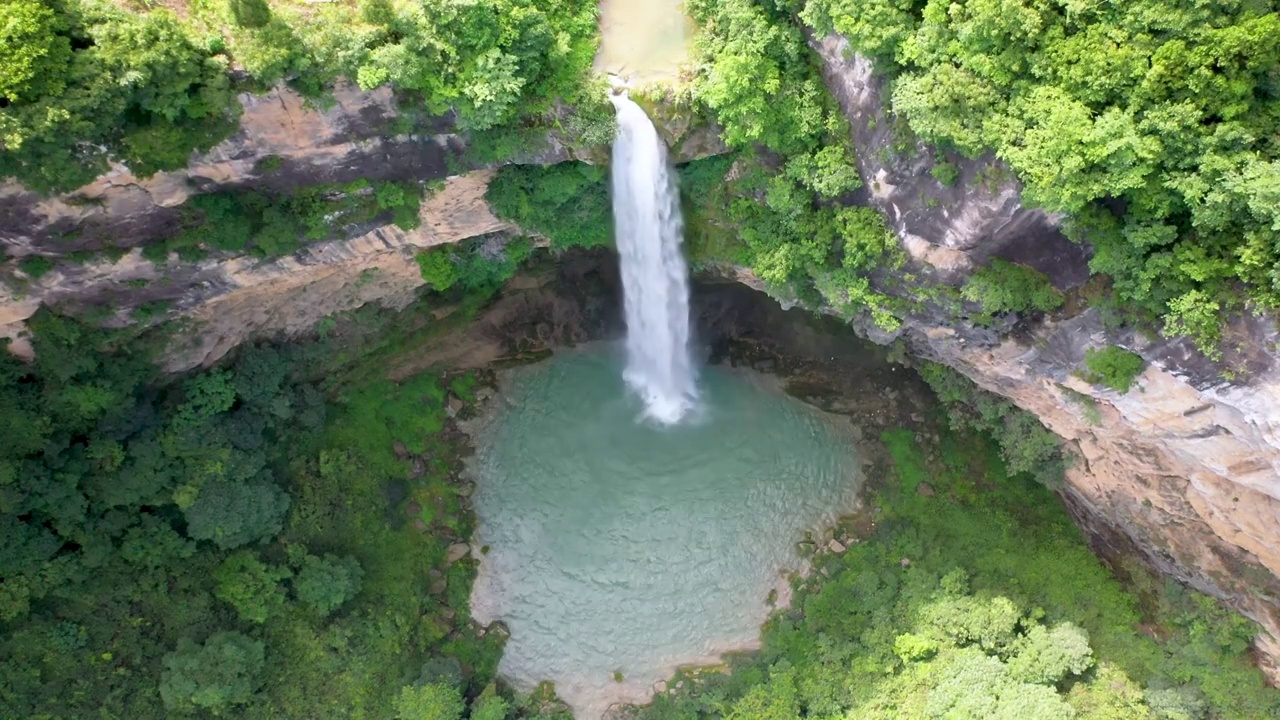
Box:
[467,346,862,718]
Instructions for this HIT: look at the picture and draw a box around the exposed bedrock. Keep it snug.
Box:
[811,33,1280,677]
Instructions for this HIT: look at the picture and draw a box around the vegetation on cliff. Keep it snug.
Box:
[0,0,603,193]
[676,0,909,331]
[143,178,424,262]
[800,0,1280,354]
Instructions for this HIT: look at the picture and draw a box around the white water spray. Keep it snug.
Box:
[610,93,697,424]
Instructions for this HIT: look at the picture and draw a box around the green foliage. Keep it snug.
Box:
[228,0,272,29]
[18,255,54,279]
[1163,290,1224,359]
[472,686,511,720]
[338,0,600,131]
[1083,346,1145,393]
[801,0,1280,351]
[917,361,1063,486]
[962,259,1063,317]
[0,0,73,105]
[485,163,611,250]
[1,1,239,192]
[395,682,465,720]
[0,305,516,719]
[931,160,959,187]
[417,248,463,292]
[146,180,423,261]
[418,236,534,296]
[687,0,856,166]
[214,551,291,623]
[678,0,931,328]
[159,632,265,715]
[925,649,1074,719]
[636,425,1280,720]
[183,478,291,549]
[2,0,600,194]
[293,552,363,617]
[1007,623,1094,685]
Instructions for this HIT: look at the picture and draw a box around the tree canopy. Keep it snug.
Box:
[0,0,601,193]
[802,0,1280,352]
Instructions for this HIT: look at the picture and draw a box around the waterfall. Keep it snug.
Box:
[610,93,697,424]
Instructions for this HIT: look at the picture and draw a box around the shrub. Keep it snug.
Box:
[394,683,464,720]
[485,163,611,250]
[931,160,960,186]
[229,0,272,29]
[962,259,1064,317]
[159,632,265,715]
[1008,623,1094,685]
[18,256,54,279]
[294,553,363,617]
[214,551,290,623]
[416,247,461,291]
[1082,346,1145,393]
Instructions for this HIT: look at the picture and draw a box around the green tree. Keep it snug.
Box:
[724,668,800,720]
[1008,623,1094,685]
[0,0,72,104]
[214,550,291,623]
[471,686,510,720]
[119,515,196,570]
[183,479,290,549]
[926,650,1074,720]
[417,249,461,291]
[294,552,363,617]
[159,631,265,715]
[1067,663,1154,719]
[1082,346,1145,393]
[394,682,465,720]
[228,0,272,29]
[925,595,1022,652]
[962,260,1063,316]
[232,345,291,407]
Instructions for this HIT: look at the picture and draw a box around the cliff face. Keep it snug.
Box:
[3,54,1279,675]
[0,82,475,365]
[811,33,1280,676]
[0,83,722,370]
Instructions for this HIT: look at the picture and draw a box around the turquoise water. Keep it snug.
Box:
[468,347,861,717]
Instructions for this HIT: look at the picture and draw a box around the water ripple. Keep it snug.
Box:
[469,348,861,718]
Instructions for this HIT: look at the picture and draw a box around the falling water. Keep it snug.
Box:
[610,93,697,424]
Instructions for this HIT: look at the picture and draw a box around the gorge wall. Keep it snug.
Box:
[3,41,1280,678]
[811,33,1280,676]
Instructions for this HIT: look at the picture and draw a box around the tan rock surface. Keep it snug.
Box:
[920,320,1280,681]
[1,83,403,233]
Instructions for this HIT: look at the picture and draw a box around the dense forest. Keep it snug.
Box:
[3,293,1278,718]
[4,0,1280,718]
[0,294,524,718]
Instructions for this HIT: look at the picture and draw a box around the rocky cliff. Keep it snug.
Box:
[0,82,722,370]
[2,43,1279,678]
[0,82,476,365]
[811,33,1280,677]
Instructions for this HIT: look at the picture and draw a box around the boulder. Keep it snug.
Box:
[447,543,470,564]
